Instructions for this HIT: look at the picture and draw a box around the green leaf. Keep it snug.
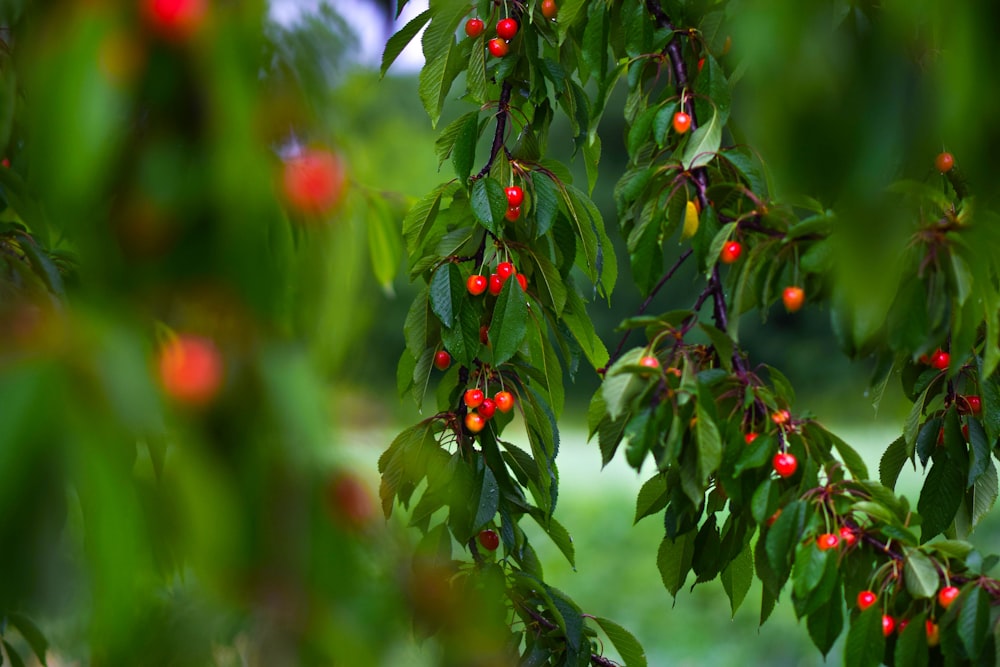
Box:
[879,436,908,491]
[8,613,48,666]
[903,547,939,598]
[917,458,965,541]
[957,584,990,659]
[681,109,721,170]
[366,198,402,291]
[979,362,1000,445]
[734,432,775,477]
[592,616,647,667]
[766,500,807,580]
[967,418,989,487]
[634,474,669,524]
[720,540,753,616]
[751,478,779,525]
[828,431,869,480]
[601,348,646,420]
[474,465,500,530]
[531,171,560,237]
[695,384,722,484]
[466,35,488,104]
[429,262,463,328]
[531,513,576,568]
[844,607,885,667]
[380,9,432,77]
[657,532,694,597]
[792,542,830,606]
[895,610,929,667]
[4,641,25,667]
[806,590,844,657]
[418,40,462,128]
[904,382,932,451]
[489,275,528,365]
[971,459,998,527]
[471,177,508,235]
[402,184,448,257]
[562,287,609,370]
[452,112,479,182]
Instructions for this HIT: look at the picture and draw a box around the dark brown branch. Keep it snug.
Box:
[473,81,513,181]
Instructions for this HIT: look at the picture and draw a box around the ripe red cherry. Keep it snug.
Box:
[839,526,857,546]
[496,18,518,40]
[488,38,509,57]
[496,262,515,280]
[930,349,950,370]
[516,274,528,291]
[926,620,940,646]
[541,0,558,19]
[467,274,488,296]
[465,17,485,38]
[782,286,804,313]
[772,452,797,478]
[966,395,982,414]
[771,409,791,425]
[639,355,660,368]
[720,241,742,264]
[143,0,207,41]
[479,398,497,420]
[0,158,8,168]
[488,274,503,295]
[938,585,960,608]
[464,388,485,409]
[505,206,521,221]
[673,111,691,134]
[744,433,758,444]
[857,590,877,611]
[505,185,524,207]
[816,533,839,550]
[465,411,486,433]
[494,391,514,413]
[478,528,500,551]
[158,334,224,406]
[935,152,954,173]
[282,148,346,215]
[434,350,451,371]
[882,615,896,637]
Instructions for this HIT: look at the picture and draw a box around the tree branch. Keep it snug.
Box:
[472,80,513,181]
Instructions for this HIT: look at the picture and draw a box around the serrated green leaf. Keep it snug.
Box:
[903,547,939,598]
[471,177,508,235]
[721,540,753,616]
[429,262,462,328]
[806,587,844,657]
[452,112,479,182]
[895,610,929,667]
[592,616,647,667]
[601,348,646,421]
[380,9,432,77]
[488,276,528,365]
[917,458,964,541]
[681,109,721,170]
[958,584,989,659]
[827,431,869,480]
[971,460,998,528]
[735,432,775,476]
[466,35,488,104]
[695,385,722,484]
[366,198,402,291]
[657,532,694,597]
[880,436,908,491]
[418,40,462,127]
[844,607,885,667]
[531,171,560,237]
[634,474,669,524]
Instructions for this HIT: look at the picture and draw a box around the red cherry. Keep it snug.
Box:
[926,620,940,646]
[467,274,488,296]
[782,286,804,313]
[505,206,521,221]
[0,158,8,168]
[488,38,509,57]
[898,619,909,634]
[772,452,797,478]
[496,18,518,40]
[480,325,490,345]
[882,615,896,637]
[541,0,558,19]
[143,0,206,41]
[962,423,970,441]
[477,528,500,551]
[505,186,524,207]
[938,585,960,608]
[479,398,497,420]
[488,274,503,296]
[930,349,950,370]
[465,17,485,38]
[839,526,857,546]
[282,148,346,215]
[672,111,691,134]
[516,274,528,291]
[720,241,742,264]
[494,391,514,413]
[935,152,954,173]
[771,409,791,425]
[639,355,660,368]
[744,433,758,444]
[959,394,981,415]
[496,262,515,280]
[158,334,224,406]
[857,590,877,611]
[434,350,451,371]
[465,411,486,433]
[464,388,485,409]
[816,533,839,550]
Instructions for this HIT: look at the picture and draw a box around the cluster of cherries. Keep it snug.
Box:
[465,2,558,58]
[468,260,527,297]
[504,185,524,221]
[856,585,960,645]
[463,386,515,433]
[919,348,951,371]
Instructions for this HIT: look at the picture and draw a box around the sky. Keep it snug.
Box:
[270,0,429,73]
